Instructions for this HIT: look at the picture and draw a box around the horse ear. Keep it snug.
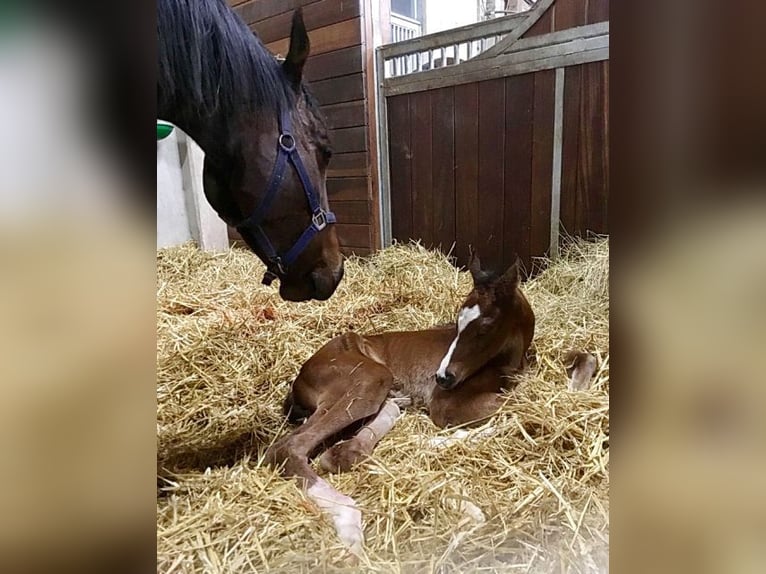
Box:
[499,257,521,290]
[283,9,310,87]
[468,249,483,283]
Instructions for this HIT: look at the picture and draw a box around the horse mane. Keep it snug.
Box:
[158,0,295,117]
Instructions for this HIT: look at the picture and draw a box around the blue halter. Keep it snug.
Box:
[236,108,336,286]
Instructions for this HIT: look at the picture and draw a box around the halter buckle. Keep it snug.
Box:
[278,133,296,152]
[312,210,328,231]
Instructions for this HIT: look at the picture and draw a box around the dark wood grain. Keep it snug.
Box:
[453,82,480,267]
[530,70,555,260]
[587,0,610,24]
[503,73,535,272]
[329,126,367,153]
[321,100,366,129]
[560,64,582,237]
[327,177,369,201]
[430,87,456,253]
[553,0,587,31]
[305,46,363,83]
[250,0,361,41]
[332,200,370,225]
[265,18,361,58]
[326,151,368,178]
[410,90,434,247]
[309,73,365,105]
[524,4,553,38]
[477,78,506,270]
[387,95,413,241]
[234,0,322,28]
[335,223,371,248]
[578,61,608,234]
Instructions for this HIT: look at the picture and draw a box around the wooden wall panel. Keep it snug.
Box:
[322,101,366,129]
[387,95,413,241]
[560,64,582,236]
[524,5,553,37]
[503,73,535,271]
[430,87,456,253]
[552,0,587,31]
[327,177,368,201]
[410,91,434,247]
[249,0,360,41]
[265,18,362,58]
[310,74,365,105]
[530,70,555,261]
[578,61,608,234]
[453,83,480,266]
[477,79,506,269]
[304,46,363,83]
[587,0,610,24]
[329,126,367,153]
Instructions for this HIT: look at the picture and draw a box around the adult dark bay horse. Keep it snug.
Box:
[158,0,344,301]
[266,255,536,553]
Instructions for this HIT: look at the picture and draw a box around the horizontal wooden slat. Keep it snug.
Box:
[265,18,361,58]
[335,223,371,248]
[329,126,367,153]
[331,200,370,224]
[310,73,365,105]
[305,46,363,83]
[321,100,367,129]
[234,0,322,26]
[327,177,368,201]
[384,41,609,96]
[327,152,368,177]
[379,12,527,59]
[250,0,361,41]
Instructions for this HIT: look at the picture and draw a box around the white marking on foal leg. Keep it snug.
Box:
[306,478,364,556]
[568,352,598,391]
[436,304,481,378]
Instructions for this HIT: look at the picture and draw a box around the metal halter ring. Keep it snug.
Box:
[312,210,328,231]
[278,133,296,152]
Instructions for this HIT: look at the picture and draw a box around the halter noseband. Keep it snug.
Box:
[236,108,336,286]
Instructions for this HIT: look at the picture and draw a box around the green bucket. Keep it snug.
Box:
[157,122,174,141]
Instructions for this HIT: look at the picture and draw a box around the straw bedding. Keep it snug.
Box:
[157,237,609,573]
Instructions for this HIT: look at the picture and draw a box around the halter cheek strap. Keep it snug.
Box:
[236,108,336,285]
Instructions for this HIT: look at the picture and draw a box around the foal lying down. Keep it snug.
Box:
[266,255,535,553]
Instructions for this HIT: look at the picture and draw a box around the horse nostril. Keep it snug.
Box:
[436,370,457,389]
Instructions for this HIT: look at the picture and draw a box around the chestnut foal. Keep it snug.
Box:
[266,255,535,553]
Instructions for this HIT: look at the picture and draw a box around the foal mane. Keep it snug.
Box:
[158,0,295,117]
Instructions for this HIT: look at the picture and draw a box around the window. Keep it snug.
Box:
[392,0,417,19]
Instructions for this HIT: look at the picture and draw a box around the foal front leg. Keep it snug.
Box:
[319,399,402,473]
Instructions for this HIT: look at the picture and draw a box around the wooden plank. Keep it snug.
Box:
[503,73,534,271]
[329,126,367,153]
[250,0,361,41]
[335,223,371,249]
[235,0,322,26]
[387,95,413,241]
[321,100,366,129]
[332,200,370,225]
[265,18,361,58]
[305,46,363,83]
[310,73,365,105]
[587,0,610,24]
[410,90,434,247]
[375,45,393,246]
[453,82,480,267]
[362,0,383,250]
[384,35,609,96]
[326,151,368,178]
[477,78,506,269]
[327,177,368,201]
[476,0,556,60]
[380,12,528,59]
[552,0,587,31]
[530,70,555,260]
[430,87,456,253]
[524,4,553,38]
[508,23,609,54]
[578,61,609,234]
[559,64,582,236]
[549,67,565,257]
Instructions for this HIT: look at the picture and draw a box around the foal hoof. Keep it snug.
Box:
[566,351,598,391]
[319,440,367,473]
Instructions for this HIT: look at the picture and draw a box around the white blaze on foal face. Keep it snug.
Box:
[437,304,481,379]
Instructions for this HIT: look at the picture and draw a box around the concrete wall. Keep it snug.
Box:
[156,128,229,251]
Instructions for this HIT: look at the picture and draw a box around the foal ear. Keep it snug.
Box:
[468,250,483,283]
[283,9,310,87]
[499,258,521,290]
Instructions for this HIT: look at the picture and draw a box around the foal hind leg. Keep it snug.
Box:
[266,360,393,553]
[319,399,402,473]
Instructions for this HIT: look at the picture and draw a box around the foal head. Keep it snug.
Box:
[435,254,535,390]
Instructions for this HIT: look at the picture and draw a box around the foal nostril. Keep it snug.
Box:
[436,370,457,389]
